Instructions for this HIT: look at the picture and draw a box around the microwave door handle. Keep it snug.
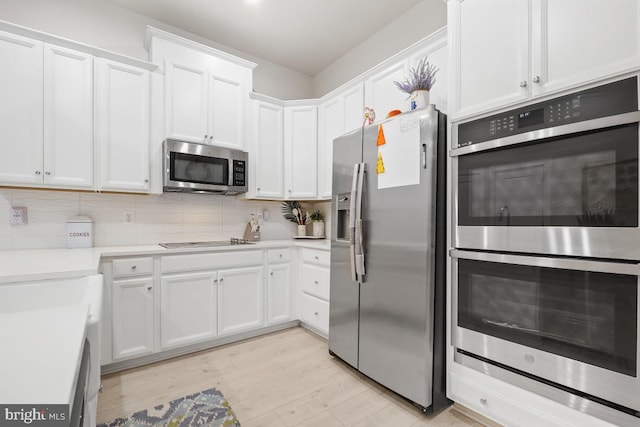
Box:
[355,163,366,279]
[349,163,359,282]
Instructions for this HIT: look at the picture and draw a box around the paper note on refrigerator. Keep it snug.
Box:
[377,116,420,189]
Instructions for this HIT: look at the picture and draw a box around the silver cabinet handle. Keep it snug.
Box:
[204,134,209,140]
[314,311,319,316]
[279,253,283,258]
[219,278,224,282]
[532,75,541,83]
[35,170,41,175]
[270,272,274,276]
[45,171,51,176]
[519,81,527,88]
[214,279,218,283]
[314,280,319,284]
[480,398,487,405]
[147,286,152,291]
[131,265,137,270]
[257,187,261,191]
[144,179,149,183]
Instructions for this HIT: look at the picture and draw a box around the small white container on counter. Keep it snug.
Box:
[66,215,94,248]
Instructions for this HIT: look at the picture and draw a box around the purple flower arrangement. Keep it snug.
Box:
[393,56,439,96]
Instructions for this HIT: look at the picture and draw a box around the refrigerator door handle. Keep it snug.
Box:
[355,163,366,278]
[349,163,360,282]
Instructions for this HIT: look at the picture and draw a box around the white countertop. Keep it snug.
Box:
[0,239,330,284]
[0,304,88,405]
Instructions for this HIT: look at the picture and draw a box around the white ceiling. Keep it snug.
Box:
[106,0,426,76]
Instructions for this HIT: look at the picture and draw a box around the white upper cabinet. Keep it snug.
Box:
[318,83,365,199]
[95,58,151,192]
[450,0,529,119]
[284,105,318,199]
[531,0,640,96]
[450,0,640,119]
[252,98,285,199]
[365,61,409,118]
[43,44,94,189]
[0,31,43,186]
[165,60,209,144]
[0,31,94,190]
[149,29,254,150]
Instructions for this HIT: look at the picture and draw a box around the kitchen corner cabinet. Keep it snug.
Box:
[284,105,318,199]
[318,84,364,199]
[95,58,151,192]
[449,0,640,119]
[0,31,93,189]
[110,257,155,361]
[252,98,285,198]
[266,249,292,324]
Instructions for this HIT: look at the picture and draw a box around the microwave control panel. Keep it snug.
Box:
[233,160,246,186]
[457,77,638,146]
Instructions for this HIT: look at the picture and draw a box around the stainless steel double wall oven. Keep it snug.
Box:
[451,77,640,425]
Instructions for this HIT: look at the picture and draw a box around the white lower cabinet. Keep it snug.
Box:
[299,248,330,335]
[112,277,155,360]
[267,248,292,324]
[218,266,264,335]
[160,271,218,349]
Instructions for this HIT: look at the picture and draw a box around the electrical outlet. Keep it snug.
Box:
[9,207,28,225]
[122,211,135,223]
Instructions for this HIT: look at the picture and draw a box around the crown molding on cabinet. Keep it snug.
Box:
[145,26,257,70]
[0,19,157,71]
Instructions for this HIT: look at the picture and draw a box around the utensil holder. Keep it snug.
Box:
[243,223,261,241]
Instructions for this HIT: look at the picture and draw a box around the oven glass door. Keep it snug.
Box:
[170,152,229,186]
[456,254,638,377]
[457,124,639,227]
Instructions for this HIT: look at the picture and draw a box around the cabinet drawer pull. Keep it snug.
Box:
[314,311,319,316]
[519,80,527,88]
[147,286,152,291]
[480,398,487,405]
[270,272,274,276]
[220,278,224,282]
[532,75,541,83]
[131,265,137,270]
[314,280,319,284]
[45,171,51,176]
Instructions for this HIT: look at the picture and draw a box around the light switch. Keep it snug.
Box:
[10,207,28,225]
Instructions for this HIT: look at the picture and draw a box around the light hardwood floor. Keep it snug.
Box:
[98,327,486,426]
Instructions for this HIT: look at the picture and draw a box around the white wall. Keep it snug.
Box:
[312,0,447,97]
[0,0,313,99]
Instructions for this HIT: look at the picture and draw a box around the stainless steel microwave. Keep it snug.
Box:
[163,139,248,195]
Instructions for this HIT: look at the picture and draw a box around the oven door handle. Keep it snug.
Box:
[450,249,640,275]
[451,110,640,157]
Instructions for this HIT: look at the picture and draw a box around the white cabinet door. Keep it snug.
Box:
[532,0,640,96]
[253,100,284,198]
[0,31,43,185]
[218,266,264,335]
[95,58,150,192]
[318,97,343,199]
[366,61,408,119]
[210,72,244,150]
[284,105,318,199]
[452,0,530,118]
[410,42,448,114]
[160,271,218,349]
[165,60,209,144]
[343,83,365,133]
[267,263,292,324]
[43,44,93,189]
[112,277,154,360]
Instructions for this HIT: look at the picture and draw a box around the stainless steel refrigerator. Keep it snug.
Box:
[329,106,449,413]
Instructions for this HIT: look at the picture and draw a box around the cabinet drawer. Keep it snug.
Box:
[449,372,564,427]
[302,248,330,266]
[112,257,154,278]
[161,250,263,273]
[301,264,330,300]
[267,248,291,263]
[300,294,329,334]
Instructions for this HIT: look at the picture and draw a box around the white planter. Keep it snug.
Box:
[297,224,307,236]
[410,90,430,110]
[312,220,325,237]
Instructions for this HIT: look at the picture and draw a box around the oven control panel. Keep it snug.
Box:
[457,77,638,146]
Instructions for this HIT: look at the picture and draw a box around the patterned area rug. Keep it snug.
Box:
[98,388,240,427]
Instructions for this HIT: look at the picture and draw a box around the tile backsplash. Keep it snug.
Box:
[0,188,331,250]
